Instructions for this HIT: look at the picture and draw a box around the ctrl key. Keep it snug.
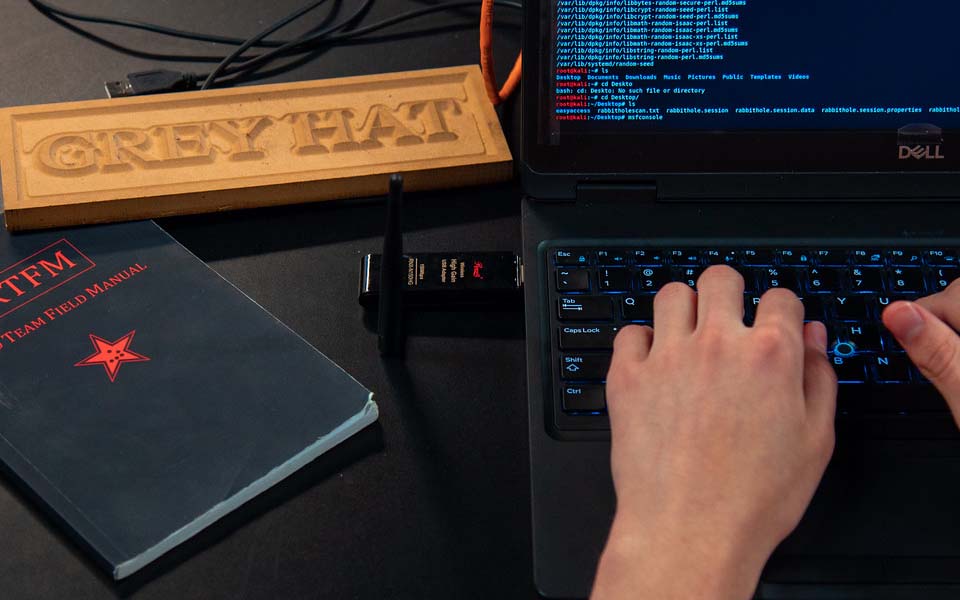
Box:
[562,385,606,413]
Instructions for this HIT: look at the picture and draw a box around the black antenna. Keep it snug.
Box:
[378,174,405,357]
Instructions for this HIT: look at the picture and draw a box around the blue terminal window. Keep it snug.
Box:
[552,0,960,131]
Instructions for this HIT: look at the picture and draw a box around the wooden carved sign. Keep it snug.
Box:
[0,65,513,230]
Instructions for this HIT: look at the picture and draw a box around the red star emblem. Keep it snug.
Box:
[74,330,150,382]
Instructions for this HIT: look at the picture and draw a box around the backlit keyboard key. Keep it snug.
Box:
[744,295,762,325]
[562,385,606,412]
[556,269,591,292]
[779,249,814,265]
[558,297,613,321]
[814,249,847,266]
[886,250,923,266]
[555,250,590,266]
[801,296,828,321]
[925,249,959,266]
[930,267,959,291]
[834,296,869,320]
[632,249,666,266]
[673,267,703,288]
[851,250,885,265]
[739,269,758,293]
[873,295,919,320]
[888,268,925,294]
[596,249,629,266]
[742,249,776,266]
[636,267,671,292]
[622,295,655,321]
[703,249,739,265]
[832,355,867,383]
[760,267,802,292]
[835,322,882,352]
[559,326,618,350]
[668,249,701,266]
[598,268,631,291]
[874,296,894,313]
[806,267,840,293]
[872,354,911,383]
[879,322,905,352]
[560,354,611,381]
[849,267,883,293]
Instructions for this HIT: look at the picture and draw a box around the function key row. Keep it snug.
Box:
[553,248,960,268]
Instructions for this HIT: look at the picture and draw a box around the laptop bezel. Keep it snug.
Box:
[521,0,960,199]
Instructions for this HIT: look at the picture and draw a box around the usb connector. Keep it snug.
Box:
[104,70,199,98]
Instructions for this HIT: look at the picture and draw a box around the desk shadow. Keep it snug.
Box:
[157,184,522,262]
[361,305,525,340]
[0,423,383,597]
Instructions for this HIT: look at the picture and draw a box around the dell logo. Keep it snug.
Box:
[897,124,945,160]
[898,144,945,160]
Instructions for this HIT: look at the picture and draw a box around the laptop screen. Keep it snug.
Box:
[551,1,960,134]
[524,0,960,181]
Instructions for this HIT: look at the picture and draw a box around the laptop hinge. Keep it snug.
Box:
[575,182,659,203]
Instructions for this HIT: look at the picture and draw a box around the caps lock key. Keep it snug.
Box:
[559,326,618,350]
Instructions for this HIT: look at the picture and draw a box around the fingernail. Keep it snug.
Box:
[886,302,925,342]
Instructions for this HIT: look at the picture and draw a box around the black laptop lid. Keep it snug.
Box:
[521,0,960,199]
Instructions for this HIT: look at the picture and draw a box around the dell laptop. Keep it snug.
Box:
[521,1,960,598]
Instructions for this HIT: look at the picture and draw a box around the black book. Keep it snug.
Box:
[0,220,377,579]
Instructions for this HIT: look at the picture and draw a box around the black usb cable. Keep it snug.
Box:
[104,69,199,99]
[32,0,522,97]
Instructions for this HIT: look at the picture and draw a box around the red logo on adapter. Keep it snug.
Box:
[74,330,150,382]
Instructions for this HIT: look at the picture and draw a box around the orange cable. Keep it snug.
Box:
[480,0,522,105]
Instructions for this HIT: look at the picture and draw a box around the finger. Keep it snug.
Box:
[611,325,654,368]
[653,282,697,342]
[753,287,804,337]
[696,265,745,327]
[802,321,838,428]
[607,326,654,418]
[883,301,960,418]
[916,281,960,331]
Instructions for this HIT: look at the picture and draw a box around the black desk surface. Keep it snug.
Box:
[0,2,537,598]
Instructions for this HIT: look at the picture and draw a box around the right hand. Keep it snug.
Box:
[593,267,836,600]
[882,281,960,428]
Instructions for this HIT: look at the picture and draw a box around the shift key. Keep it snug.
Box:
[559,325,618,349]
[561,353,612,380]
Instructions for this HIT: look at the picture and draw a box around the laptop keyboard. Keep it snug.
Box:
[548,245,960,429]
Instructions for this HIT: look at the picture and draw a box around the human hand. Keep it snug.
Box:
[882,282,960,428]
[591,266,838,600]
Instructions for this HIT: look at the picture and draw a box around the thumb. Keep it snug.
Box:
[883,301,960,422]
